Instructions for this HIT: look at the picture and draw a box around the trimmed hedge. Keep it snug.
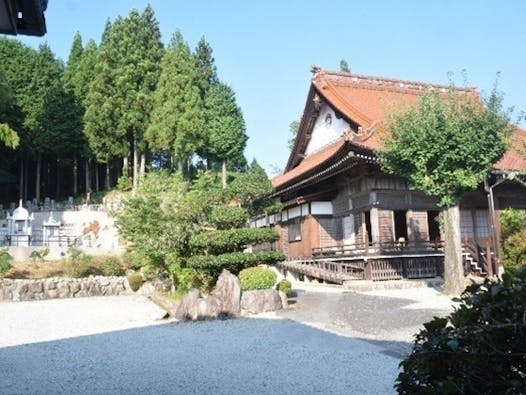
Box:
[189,228,280,255]
[238,267,277,291]
[127,272,143,292]
[277,279,292,296]
[187,251,285,278]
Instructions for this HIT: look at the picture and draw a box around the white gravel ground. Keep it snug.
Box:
[0,295,400,394]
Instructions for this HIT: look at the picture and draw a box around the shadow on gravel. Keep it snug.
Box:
[1,318,400,395]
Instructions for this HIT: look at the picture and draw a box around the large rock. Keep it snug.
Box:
[241,289,283,315]
[194,295,222,320]
[174,288,200,321]
[211,269,241,317]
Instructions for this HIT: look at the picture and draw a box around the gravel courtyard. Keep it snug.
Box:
[0,284,455,394]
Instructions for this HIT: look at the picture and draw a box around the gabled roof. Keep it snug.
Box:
[273,68,526,190]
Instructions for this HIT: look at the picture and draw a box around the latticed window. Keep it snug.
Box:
[288,218,301,242]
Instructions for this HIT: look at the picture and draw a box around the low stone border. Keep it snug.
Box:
[0,276,130,302]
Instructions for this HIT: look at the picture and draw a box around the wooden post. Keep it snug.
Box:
[364,260,372,280]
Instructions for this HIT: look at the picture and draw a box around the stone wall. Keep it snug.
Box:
[0,276,130,302]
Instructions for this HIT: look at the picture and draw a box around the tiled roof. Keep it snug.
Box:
[494,128,526,171]
[311,69,476,150]
[274,69,526,190]
[272,138,347,188]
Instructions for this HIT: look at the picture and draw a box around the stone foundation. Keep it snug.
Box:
[0,276,130,302]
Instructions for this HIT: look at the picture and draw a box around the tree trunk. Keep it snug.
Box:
[85,159,91,199]
[18,158,23,201]
[222,159,227,189]
[35,153,42,203]
[140,152,146,182]
[122,156,129,178]
[132,135,138,196]
[443,205,465,296]
[23,159,28,202]
[73,156,78,196]
[95,163,100,192]
[55,158,61,199]
[105,163,110,190]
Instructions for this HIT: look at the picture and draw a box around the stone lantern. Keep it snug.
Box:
[6,200,34,246]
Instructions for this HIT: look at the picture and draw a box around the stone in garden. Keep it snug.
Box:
[174,288,200,321]
[195,295,222,320]
[211,269,241,317]
[278,291,288,309]
[240,289,283,315]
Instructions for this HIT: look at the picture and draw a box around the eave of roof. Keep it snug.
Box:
[272,138,347,189]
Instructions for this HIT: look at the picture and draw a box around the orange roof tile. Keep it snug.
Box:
[494,128,526,171]
[272,138,347,188]
[277,69,526,191]
[312,69,476,150]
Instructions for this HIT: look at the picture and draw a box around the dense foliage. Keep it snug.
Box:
[238,267,277,291]
[0,5,248,203]
[379,88,513,295]
[500,208,526,270]
[396,268,526,394]
[116,166,283,291]
[0,249,13,274]
[380,89,512,208]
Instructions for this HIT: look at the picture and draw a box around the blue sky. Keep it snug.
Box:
[18,0,526,176]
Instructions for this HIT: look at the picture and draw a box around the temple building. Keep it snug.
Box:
[261,68,526,282]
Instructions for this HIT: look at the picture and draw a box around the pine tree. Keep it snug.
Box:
[205,82,247,187]
[146,31,205,177]
[84,18,127,190]
[194,36,218,98]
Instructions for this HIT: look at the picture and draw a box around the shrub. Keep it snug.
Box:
[396,269,526,394]
[276,279,292,296]
[99,256,124,276]
[116,175,132,192]
[502,229,526,270]
[127,272,143,292]
[0,249,13,275]
[238,267,277,291]
[64,247,92,278]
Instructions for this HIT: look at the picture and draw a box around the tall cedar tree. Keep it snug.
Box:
[27,44,79,201]
[205,82,247,188]
[194,36,218,167]
[379,88,513,295]
[84,18,127,182]
[194,36,218,97]
[115,6,163,193]
[146,31,205,176]
[0,38,38,199]
[85,7,163,192]
[63,32,89,195]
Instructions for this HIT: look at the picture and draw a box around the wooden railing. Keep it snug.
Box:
[312,240,444,259]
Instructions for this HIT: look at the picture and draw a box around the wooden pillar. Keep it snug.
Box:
[364,260,373,280]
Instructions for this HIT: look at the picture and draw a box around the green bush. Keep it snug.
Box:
[238,267,277,291]
[276,279,292,296]
[502,229,526,270]
[396,269,526,394]
[127,272,143,292]
[0,249,13,275]
[99,256,124,276]
[65,247,93,278]
[116,175,132,192]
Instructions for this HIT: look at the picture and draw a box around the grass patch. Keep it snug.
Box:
[4,253,127,279]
